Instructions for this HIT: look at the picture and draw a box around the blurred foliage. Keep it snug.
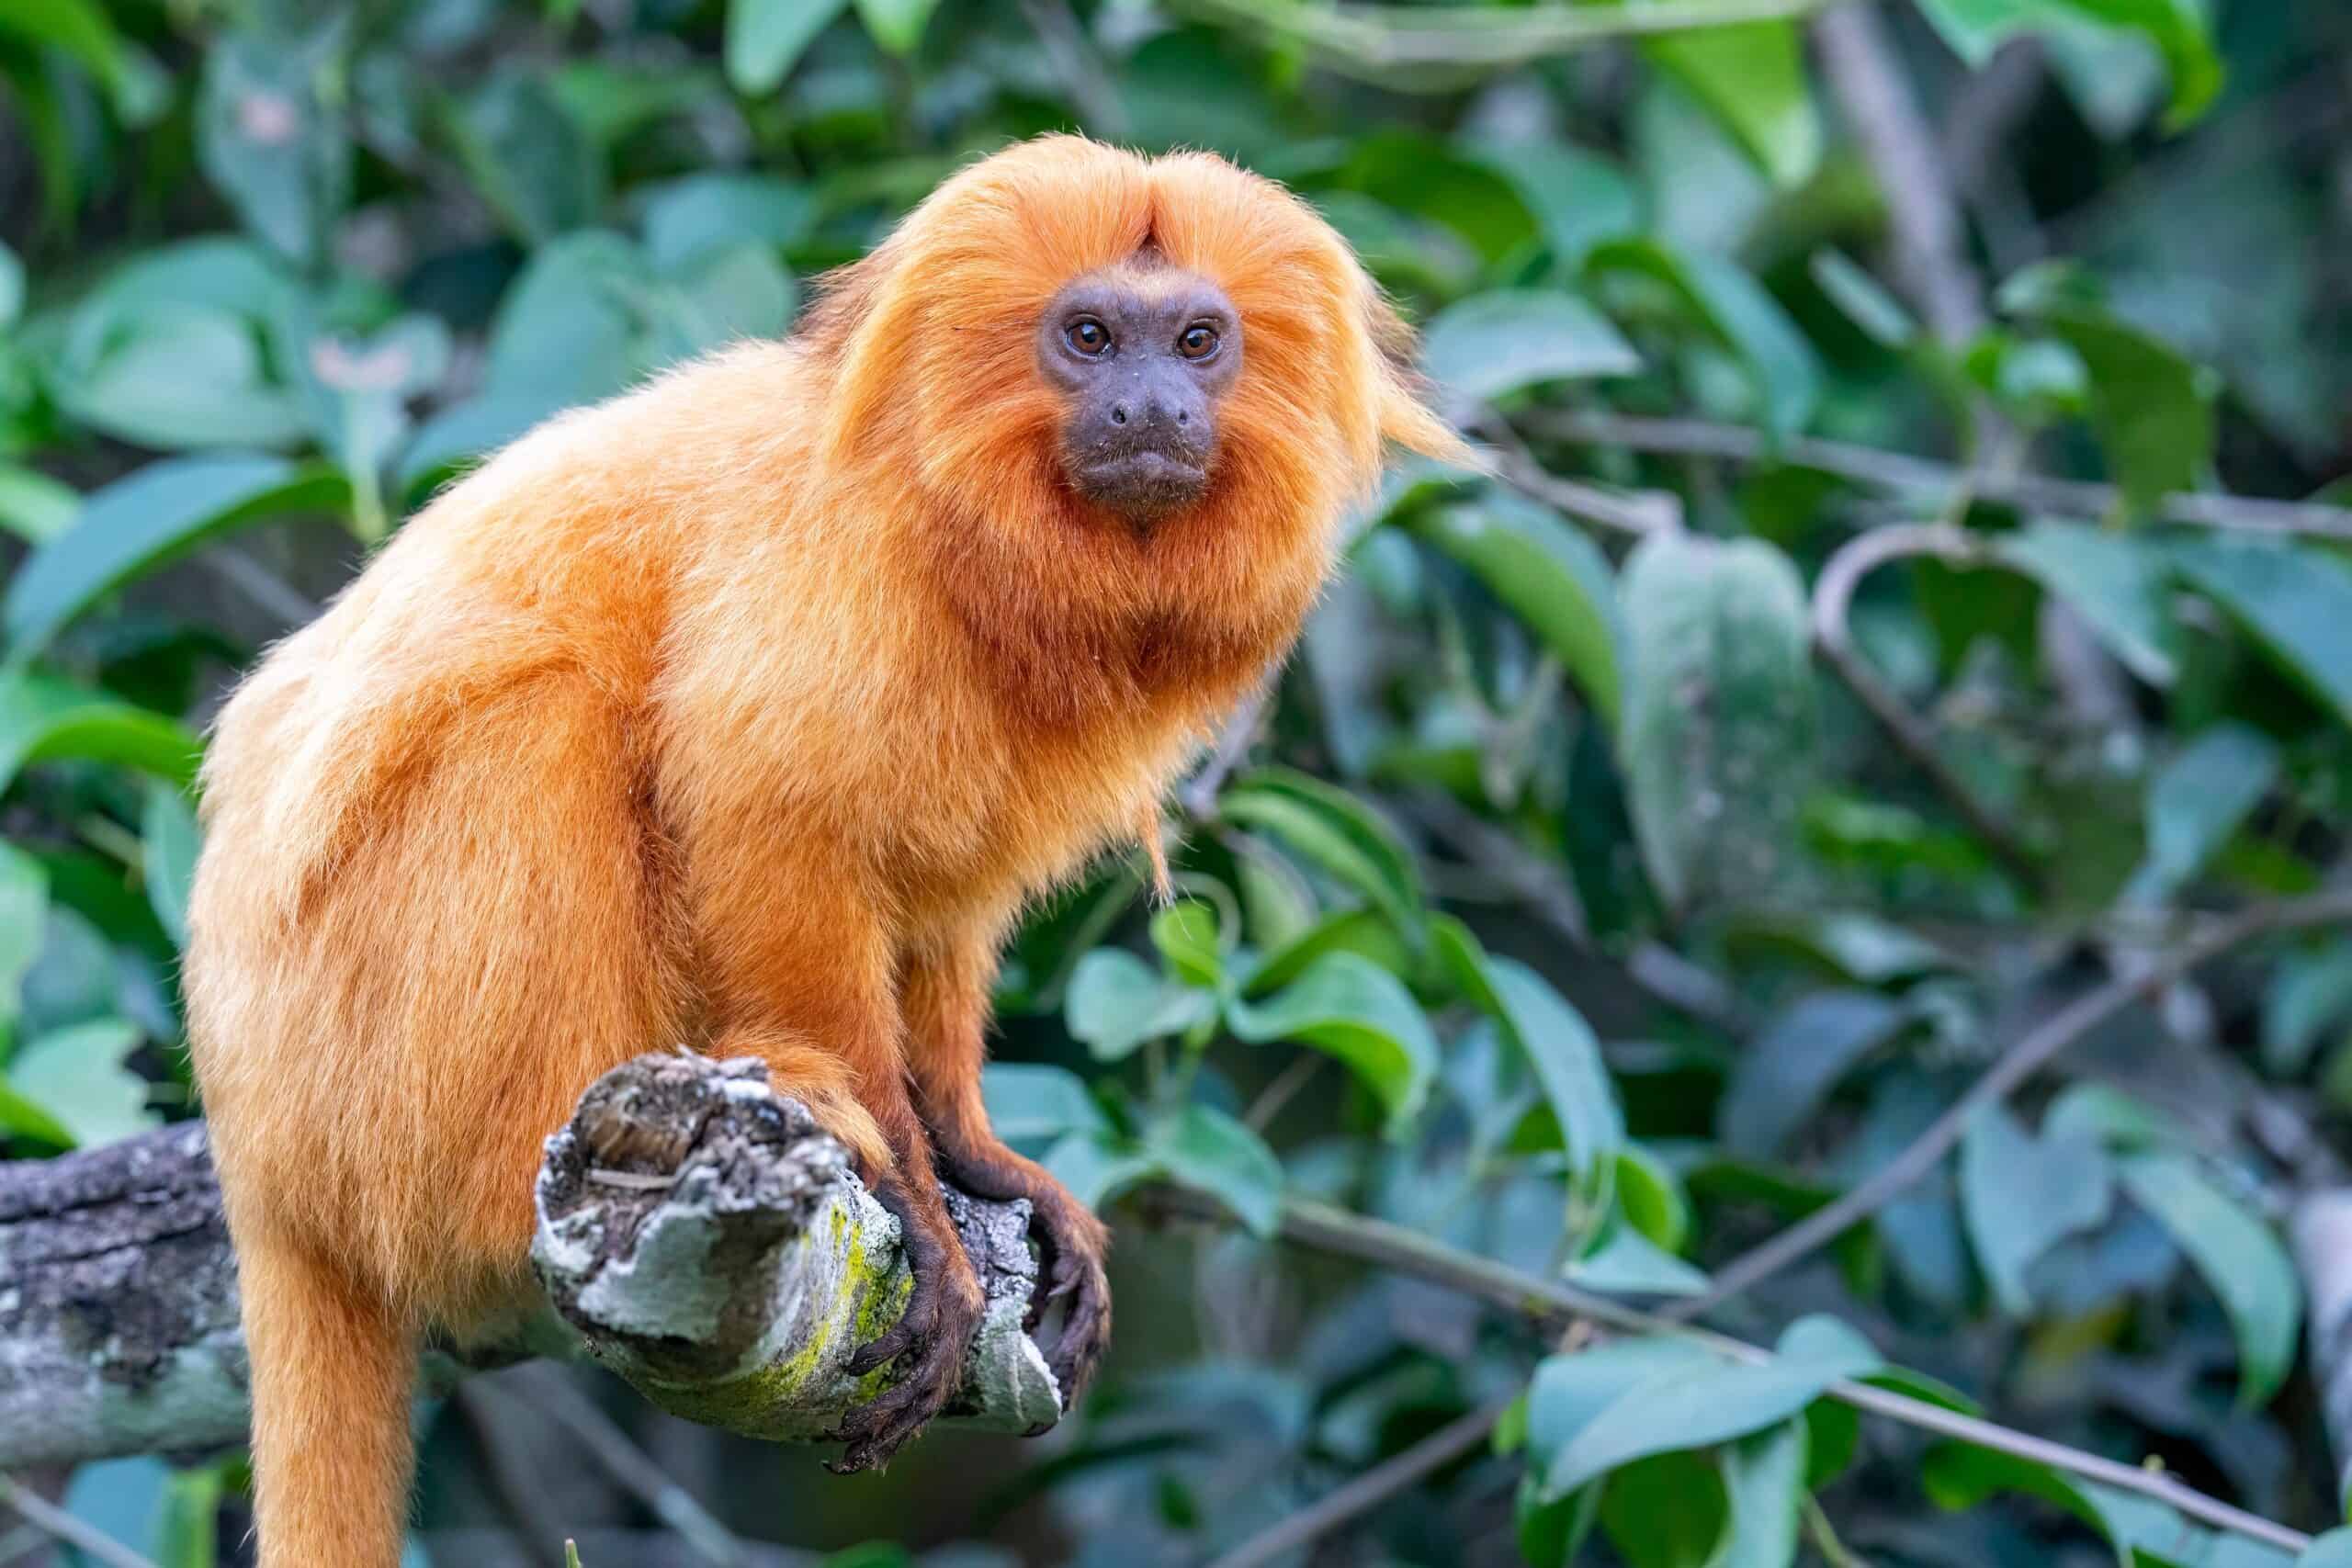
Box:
[4,0,2352,1564]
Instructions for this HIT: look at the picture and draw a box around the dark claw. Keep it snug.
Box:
[829,1224,984,1472]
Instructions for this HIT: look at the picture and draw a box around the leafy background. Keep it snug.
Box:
[3,0,2352,1565]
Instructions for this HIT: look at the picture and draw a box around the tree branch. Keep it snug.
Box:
[0,1053,1063,1472]
[1527,410,2352,542]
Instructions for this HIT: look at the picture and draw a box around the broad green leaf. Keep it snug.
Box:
[2119,1151,2301,1406]
[0,0,131,106]
[853,0,936,55]
[1238,908,1411,999]
[2172,540,2352,729]
[1719,991,1908,1159]
[6,454,348,659]
[1225,952,1438,1134]
[1419,289,1639,413]
[1600,1450,1728,1568]
[447,71,602,244]
[1616,1144,1690,1253]
[980,1063,1107,1145]
[2002,277,2212,515]
[1470,142,1642,273]
[0,842,50,1045]
[1589,238,1822,439]
[0,674,201,790]
[1148,1104,1283,1237]
[1998,520,2182,685]
[0,238,20,329]
[1921,1442,2285,1568]
[0,1077,75,1145]
[1714,1421,1807,1568]
[1064,949,1215,1062]
[1407,492,1624,728]
[1042,1129,1158,1213]
[727,0,851,94]
[2124,723,2278,904]
[2044,1083,2193,1152]
[51,303,312,452]
[1218,770,1423,939]
[2263,942,2352,1077]
[0,466,79,545]
[640,174,814,275]
[1642,19,1821,187]
[6,1019,152,1147]
[1618,530,1816,912]
[1149,900,1223,987]
[1565,1221,1708,1296]
[1435,919,1623,1230]
[1961,1105,2113,1314]
[1542,1351,1858,1500]
[141,783,201,952]
[1525,1339,1721,1474]
[196,30,350,269]
[1773,1314,1884,1380]
[1914,0,2221,127]
[2302,1530,2352,1567]
[159,1460,225,1568]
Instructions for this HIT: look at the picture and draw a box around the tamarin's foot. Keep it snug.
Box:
[831,1179,987,1472]
[933,1138,1114,1412]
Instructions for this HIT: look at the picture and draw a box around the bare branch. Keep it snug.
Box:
[1528,409,2352,542]
[0,1476,159,1568]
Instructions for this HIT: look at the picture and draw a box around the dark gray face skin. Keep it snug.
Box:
[1035,267,1242,522]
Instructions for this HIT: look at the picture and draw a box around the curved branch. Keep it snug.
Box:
[0,1053,1061,1471]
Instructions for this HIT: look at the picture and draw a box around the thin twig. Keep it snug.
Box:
[1528,410,2352,542]
[203,546,323,627]
[1810,522,2044,887]
[0,1474,161,1568]
[1670,888,2352,1319]
[1478,414,1679,536]
[1142,1188,2315,1556]
[1203,1399,1511,1568]
[500,1366,748,1568]
[1243,1053,1325,1134]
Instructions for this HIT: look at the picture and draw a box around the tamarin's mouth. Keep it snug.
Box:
[1072,448,1210,517]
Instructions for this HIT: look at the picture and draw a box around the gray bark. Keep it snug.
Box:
[0,1052,1060,1471]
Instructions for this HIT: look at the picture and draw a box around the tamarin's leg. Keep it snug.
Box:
[236,1229,419,1568]
[689,851,984,1468]
[900,925,1113,1405]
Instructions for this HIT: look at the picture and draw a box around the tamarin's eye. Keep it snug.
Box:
[1178,323,1219,360]
[1067,318,1111,355]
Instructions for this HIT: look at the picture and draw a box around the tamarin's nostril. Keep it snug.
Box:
[1177,410,1189,424]
[1110,405,1128,425]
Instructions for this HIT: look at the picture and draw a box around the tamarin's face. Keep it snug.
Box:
[1033,261,1242,523]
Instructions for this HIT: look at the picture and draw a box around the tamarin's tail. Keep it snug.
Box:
[238,1234,419,1567]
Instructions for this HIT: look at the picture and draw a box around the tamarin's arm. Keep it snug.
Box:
[684,833,985,1469]
[900,921,1112,1404]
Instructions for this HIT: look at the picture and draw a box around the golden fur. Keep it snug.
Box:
[184,134,1463,1565]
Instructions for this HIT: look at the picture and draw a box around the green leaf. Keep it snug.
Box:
[852,0,936,55]
[2171,540,2352,730]
[1565,1220,1709,1297]
[2003,280,2212,515]
[0,674,201,790]
[2119,1151,2301,1406]
[1238,908,1412,1000]
[1600,1450,1727,1568]
[446,71,602,244]
[1435,919,1623,1228]
[6,1019,152,1147]
[1809,249,1917,350]
[0,0,130,107]
[1469,142,1642,274]
[1618,530,1816,913]
[0,238,21,329]
[1149,1104,1283,1237]
[1914,0,2221,128]
[1218,770,1423,939]
[1589,239,1822,440]
[1541,1351,1859,1500]
[1719,991,1907,1159]
[640,174,814,275]
[141,783,200,952]
[1713,1421,1807,1568]
[51,303,312,452]
[1961,1104,2114,1314]
[1042,1129,1158,1213]
[1149,900,1224,988]
[1225,952,1440,1134]
[1641,19,1821,187]
[196,30,350,269]
[1998,520,2182,686]
[2125,723,2278,904]
[0,466,80,546]
[980,1063,1107,1144]
[1525,1339,1721,1475]
[1064,949,1215,1063]
[2302,1529,2352,1568]
[1920,1442,2278,1568]
[6,454,347,659]
[727,0,851,94]
[2263,942,2352,1077]
[0,842,50,1045]
[1616,1143,1690,1253]
[1419,289,1639,413]
[1406,491,1624,728]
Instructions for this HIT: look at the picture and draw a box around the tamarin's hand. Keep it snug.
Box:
[184,134,1467,1566]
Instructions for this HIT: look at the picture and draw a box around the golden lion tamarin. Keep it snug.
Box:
[183,134,1464,1565]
